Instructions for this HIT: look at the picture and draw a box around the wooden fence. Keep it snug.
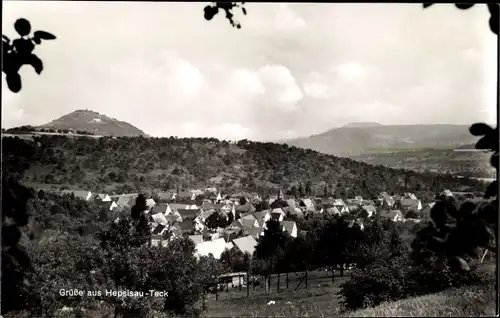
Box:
[212,265,351,300]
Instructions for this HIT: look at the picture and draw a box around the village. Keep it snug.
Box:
[60,187,459,263]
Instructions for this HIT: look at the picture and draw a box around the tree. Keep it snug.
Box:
[1,178,34,315]
[305,181,312,197]
[298,182,305,197]
[220,248,251,272]
[205,211,229,230]
[254,220,292,292]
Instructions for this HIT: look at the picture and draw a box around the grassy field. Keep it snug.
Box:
[349,282,497,317]
[205,264,497,317]
[204,270,349,317]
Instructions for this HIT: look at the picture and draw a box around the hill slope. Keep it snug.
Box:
[38,109,147,137]
[2,135,487,198]
[350,148,495,178]
[282,124,478,157]
[348,282,496,317]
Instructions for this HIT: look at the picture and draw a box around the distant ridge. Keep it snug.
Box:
[38,109,148,137]
[343,122,383,128]
[281,124,478,157]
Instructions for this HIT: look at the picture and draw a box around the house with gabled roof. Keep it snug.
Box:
[172,219,195,234]
[146,198,156,210]
[299,199,315,212]
[191,189,204,196]
[165,213,181,224]
[361,204,377,218]
[228,220,244,230]
[177,191,196,201]
[94,193,112,202]
[235,203,255,214]
[152,203,170,215]
[399,199,422,211]
[380,210,404,222]
[271,208,286,222]
[286,207,304,217]
[209,192,223,203]
[239,217,259,228]
[167,203,188,211]
[253,210,271,223]
[281,221,298,238]
[152,224,169,236]
[63,190,93,201]
[177,209,200,220]
[96,200,118,211]
[116,195,137,208]
[346,198,362,206]
[285,199,297,209]
[232,235,258,256]
[151,230,171,247]
[225,241,235,250]
[243,227,264,239]
[152,213,169,226]
[404,193,418,200]
[188,235,203,245]
[441,189,454,198]
[325,206,341,216]
[156,191,176,202]
[194,238,227,259]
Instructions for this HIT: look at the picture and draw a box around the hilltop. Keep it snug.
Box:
[38,109,147,137]
[281,124,478,157]
[2,135,486,198]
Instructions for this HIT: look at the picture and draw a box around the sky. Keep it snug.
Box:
[2,2,498,141]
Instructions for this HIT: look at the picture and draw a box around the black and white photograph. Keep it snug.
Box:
[1,1,498,317]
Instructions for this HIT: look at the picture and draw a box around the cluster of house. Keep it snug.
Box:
[60,187,460,260]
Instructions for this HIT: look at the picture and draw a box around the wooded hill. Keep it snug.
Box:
[2,135,487,201]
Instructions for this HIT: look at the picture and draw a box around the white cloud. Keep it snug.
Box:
[274,4,307,31]
[213,123,249,140]
[228,69,266,97]
[334,62,366,82]
[2,2,496,140]
[257,65,303,107]
[303,82,330,99]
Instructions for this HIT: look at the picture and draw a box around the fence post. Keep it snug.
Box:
[277,272,280,293]
[247,272,250,297]
[268,275,271,293]
[331,265,334,283]
[305,268,308,288]
[239,275,242,291]
[286,272,289,289]
[215,281,218,301]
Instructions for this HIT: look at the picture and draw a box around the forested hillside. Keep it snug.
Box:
[351,148,494,178]
[3,135,486,200]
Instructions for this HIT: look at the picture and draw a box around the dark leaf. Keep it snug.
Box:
[455,3,475,10]
[14,18,31,36]
[423,3,435,8]
[242,7,247,15]
[32,37,41,45]
[469,123,493,136]
[6,73,22,93]
[489,16,499,35]
[3,34,11,43]
[484,181,498,199]
[475,137,491,150]
[33,30,56,40]
[491,154,499,169]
